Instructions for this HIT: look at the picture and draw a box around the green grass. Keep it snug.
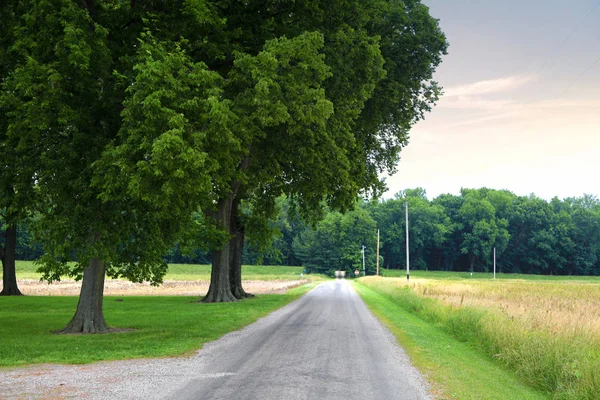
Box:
[12,260,39,279]
[353,280,550,400]
[14,260,313,281]
[0,283,316,367]
[381,268,600,283]
[164,264,309,281]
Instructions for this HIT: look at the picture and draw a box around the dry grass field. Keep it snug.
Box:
[360,276,600,399]
[5,278,309,296]
[410,278,600,337]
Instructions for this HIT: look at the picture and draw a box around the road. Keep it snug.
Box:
[171,280,430,400]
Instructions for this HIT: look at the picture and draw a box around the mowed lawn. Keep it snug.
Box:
[358,272,600,400]
[13,261,307,281]
[0,284,316,367]
[0,261,316,367]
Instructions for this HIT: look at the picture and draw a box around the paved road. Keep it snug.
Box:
[172,280,430,400]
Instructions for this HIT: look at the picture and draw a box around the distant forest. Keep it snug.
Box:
[8,188,600,276]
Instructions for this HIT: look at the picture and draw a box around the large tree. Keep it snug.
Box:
[3,0,448,315]
[105,0,447,302]
[202,0,447,301]
[0,0,37,296]
[458,190,510,272]
[1,1,226,332]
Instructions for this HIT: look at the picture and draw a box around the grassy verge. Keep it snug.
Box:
[0,283,316,367]
[357,277,600,400]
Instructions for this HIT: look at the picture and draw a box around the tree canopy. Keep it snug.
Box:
[1,0,448,328]
[257,190,600,277]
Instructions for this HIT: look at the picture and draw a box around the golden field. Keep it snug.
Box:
[360,275,600,399]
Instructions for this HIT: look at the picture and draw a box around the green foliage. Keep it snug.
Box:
[265,189,600,277]
[459,192,509,272]
[292,203,377,276]
[2,0,448,294]
[368,189,452,270]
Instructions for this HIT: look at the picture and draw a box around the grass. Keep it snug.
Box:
[14,260,311,281]
[381,268,600,283]
[358,276,600,400]
[164,264,309,281]
[0,283,317,367]
[353,280,549,400]
[382,269,600,283]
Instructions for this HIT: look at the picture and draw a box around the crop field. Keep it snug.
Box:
[359,274,600,399]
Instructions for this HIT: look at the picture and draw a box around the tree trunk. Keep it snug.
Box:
[0,224,23,296]
[229,199,253,299]
[59,257,109,334]
[469,254,476,273]
[203,196,237,303]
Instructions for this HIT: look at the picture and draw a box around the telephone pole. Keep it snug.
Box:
[493,247,496,279]
[406,200,410,281]
[376,229,380,276]
[362,245,366,276]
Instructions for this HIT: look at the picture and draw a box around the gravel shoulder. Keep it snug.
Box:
[1,280,432,400]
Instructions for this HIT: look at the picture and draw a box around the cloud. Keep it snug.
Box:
[443,75,533,97]
[435,73,600,128]
[440,96,514,110]
[436,96,600,130]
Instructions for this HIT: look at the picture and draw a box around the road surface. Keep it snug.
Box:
[0,280,431,399]
[172,280,430,400]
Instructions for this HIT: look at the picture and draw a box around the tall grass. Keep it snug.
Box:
[360,277,600,399]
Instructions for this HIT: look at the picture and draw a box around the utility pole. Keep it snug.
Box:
[376,228,380,276]
[362,245,366,276]
[406,200,410,281]
[493,247,496,279]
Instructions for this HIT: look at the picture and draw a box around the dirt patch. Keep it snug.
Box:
[8,278,310,296]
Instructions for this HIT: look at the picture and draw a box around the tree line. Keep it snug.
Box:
[259,188,600,277]
[10,187,600,278]
[0,0,447,332]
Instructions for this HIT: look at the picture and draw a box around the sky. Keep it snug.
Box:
[384,0,600,200]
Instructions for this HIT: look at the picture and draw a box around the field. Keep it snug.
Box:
[11,261,307,281]
[4,261,312,296]
[358,274,600,400]
[0,260,319,367]
[0,284,316,367]
[381,268,600,282]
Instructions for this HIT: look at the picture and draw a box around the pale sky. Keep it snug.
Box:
[385,0,600,200]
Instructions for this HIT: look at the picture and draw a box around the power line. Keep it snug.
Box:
[517,1,600,135]
[557,53,600,97]
[529,0,600,79]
